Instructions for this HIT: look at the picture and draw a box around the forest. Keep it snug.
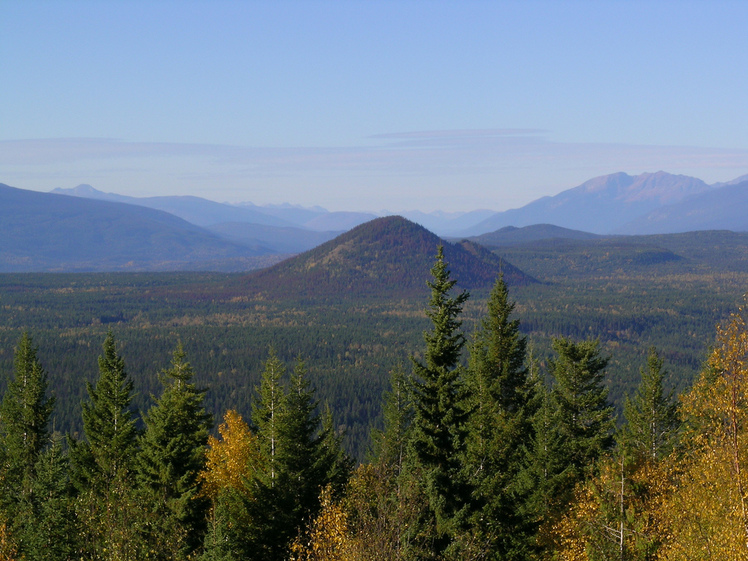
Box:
[2,243,748,560]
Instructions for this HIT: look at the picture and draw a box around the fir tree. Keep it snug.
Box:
[0,333,55,502]
[138,344,213,560]
[548,337,615,507]
[620,347,680,464]
[71,331,139,488]
[466,275,536,560]
[20,438,76,561]
[370,364,414,475]
[410,245,473,556]
[69,331,143,560]
[251,355,349,561]
[0,333,60,559]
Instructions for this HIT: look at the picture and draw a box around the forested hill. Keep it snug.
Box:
[239,215,536,299]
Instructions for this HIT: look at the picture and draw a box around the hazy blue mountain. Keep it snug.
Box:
[466,224,603,246]
[462,171,713,236]
[399,209,497,236]
[206,222,342,254]
[302,211,379,231]
[232,201,329,226]
[616,180,748,234]
[52,184,294,228]
[1,183,272,272]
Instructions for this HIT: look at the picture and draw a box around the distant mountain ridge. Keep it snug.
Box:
[616,179,748,234]
[464,171,714,235]
[1,182,276,272]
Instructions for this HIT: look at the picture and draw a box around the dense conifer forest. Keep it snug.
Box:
[2,241,748,560]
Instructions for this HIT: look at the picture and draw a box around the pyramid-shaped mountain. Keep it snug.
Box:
[241,216,535,299]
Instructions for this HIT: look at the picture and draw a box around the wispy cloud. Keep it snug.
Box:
[2,133,748,211]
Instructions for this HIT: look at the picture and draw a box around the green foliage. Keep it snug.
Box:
[69,331,144,560]
[548,338,616,507]
[248,354,352,561]
[465,276,537,560]
[137,344,214,560]
[620,347,680,464]
[410,246,474,556]
[0,333,68,560]
[0,333,55,499]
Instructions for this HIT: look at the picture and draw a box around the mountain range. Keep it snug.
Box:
[2,169,748,272]
[461,171,748,236]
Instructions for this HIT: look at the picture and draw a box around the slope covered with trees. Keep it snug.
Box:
[4,247,746,560]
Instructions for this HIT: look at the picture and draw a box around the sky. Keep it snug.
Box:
[2,0,748,213]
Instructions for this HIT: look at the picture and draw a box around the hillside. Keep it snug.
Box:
[467,224,603,246]
[239,215,536,299]
[0,183,270,272]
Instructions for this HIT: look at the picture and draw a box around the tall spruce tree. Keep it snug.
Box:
[466,275,536,560]
[69,331,142,560]
[547,337,615,508]
[138,344,213,560]
[620,347,680,464]
[0,333,55,500]
[410,245,473,557]
[370,364,414,475]
[250,355,349,561]
[0,333,59,558]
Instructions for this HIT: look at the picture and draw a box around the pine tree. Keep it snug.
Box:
[370,364,414,476]
[251,355,349,561]
[20,438,76,561]
[410,245,473,556]
[137,344,213,560]
[71,331,139,488]
[548,337,615,507]
[0,333,61,559]
[69,331,143,560]
[466,275,536,560]
[620,347,680,464]
[0,333,55,503]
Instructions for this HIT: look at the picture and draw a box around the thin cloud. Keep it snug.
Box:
[2,134,748,210]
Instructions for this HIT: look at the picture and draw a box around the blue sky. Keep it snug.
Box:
[2,0,748,212]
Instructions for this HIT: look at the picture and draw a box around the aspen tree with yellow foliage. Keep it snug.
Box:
[657,307,748,560]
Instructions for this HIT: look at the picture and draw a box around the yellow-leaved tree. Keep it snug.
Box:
[289,485,353,561]
[198,409,262,558]
[200,409,261,500]
[658,308,748,560]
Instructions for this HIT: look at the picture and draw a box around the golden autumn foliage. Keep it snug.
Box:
[552,457,672,561]
[199,409,261,499]
[289,485,353,561]
[0,520,18,561]
[656,309,748,560]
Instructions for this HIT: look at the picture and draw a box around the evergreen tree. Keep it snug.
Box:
[620,347,680,464]
[410,245,473,556]
[370,364,414,475]
[0,333,61,559]
[69,331,143,560]
[252,348,287,486]
[138,344,213,560]
[0,333,55,503]
[466,275,536,560]
[251,355,349,561]
[548,337,615,507]
[71,331,139,488]
[20,438,76,561]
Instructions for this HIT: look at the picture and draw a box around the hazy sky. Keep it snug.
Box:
[2,0,748,212]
